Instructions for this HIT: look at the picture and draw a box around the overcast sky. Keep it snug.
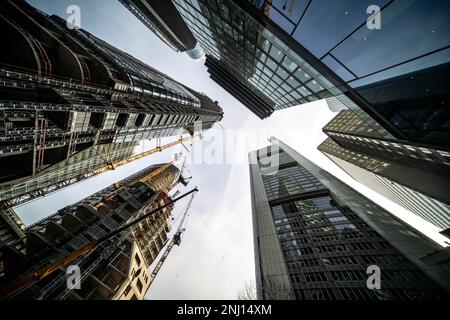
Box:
[17,0,449,300]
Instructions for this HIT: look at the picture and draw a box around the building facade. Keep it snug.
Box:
[249,137,450,300]
[164,0,449,149]
[172,0,351,119]
[318,109,450,232]
[326,96,347,113]
[0,162,182,300]
[244,0,450,147]
[0,0,222,208]
[0,209,25,250]
[119,0,204,59]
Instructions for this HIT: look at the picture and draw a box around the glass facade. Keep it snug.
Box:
[259,0,450,146]
[173,0,350,118]
[0,141,137,203]
[320,142,450,231]
[249,140,450,299]
[167,0,450,143]
[319,109,450,228]
[0,1,223,209]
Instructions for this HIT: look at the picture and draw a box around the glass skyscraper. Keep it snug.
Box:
[172,0,351,119]
[249,137,450,300]
[248,0,450,147]
[119,0,204,59]
[0,0,222,209]
[318,109,450,234]
[160,0,450,148]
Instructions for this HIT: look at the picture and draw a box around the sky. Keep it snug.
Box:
[16,0,449,300]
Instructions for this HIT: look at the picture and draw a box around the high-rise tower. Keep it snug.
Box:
[249,137,450,300]
[0,0,222,208]
[318,110,450,234]
[0,162,183,300]
[119,0,204,59]
[165,0,449,149]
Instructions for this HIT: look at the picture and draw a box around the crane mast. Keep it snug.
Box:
[147,189,197,288]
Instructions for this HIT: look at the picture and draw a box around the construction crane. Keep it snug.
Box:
[0,134,200,211]
[92,134,200,175]
[147,189,197,289]
[0,188,198,300]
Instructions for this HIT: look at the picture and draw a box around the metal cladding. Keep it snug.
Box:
[249,138,450,300]
[0,163,179,299]
[318,109,450,231]
[0,0,222,208]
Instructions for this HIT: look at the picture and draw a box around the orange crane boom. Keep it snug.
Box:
[0,134,199,211]
[0,188,198,300]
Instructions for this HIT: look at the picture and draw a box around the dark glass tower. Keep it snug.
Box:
[318,110,450,233]
[0,162,181,300]
[172,0,348,119]
[249,137,450,300]
[119,0,204,59]
[246,0,450,147]
[166,0,450,147]
[0,0,222,208]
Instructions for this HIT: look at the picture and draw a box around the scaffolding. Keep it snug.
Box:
[0,134,198,210]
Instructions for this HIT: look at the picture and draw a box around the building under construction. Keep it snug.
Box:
[0,209,25,249]
[0,162,186,300]
[0,0,222,209]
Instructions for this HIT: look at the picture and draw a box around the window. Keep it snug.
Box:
[331,1,450,77]
[124,284,132,295]
[136,278,143,293]
[294,0,389,58]
[304,272,327,282]
[135,254,141,266]
[309,288,336,300]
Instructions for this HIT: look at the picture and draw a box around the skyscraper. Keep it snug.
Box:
[171,0,345,119]
[0,0,222,208]
[0,162,183,300]
[119,0,204,59]
[249,137,450,300]
[154,0,449,149]
[318,109,450,233]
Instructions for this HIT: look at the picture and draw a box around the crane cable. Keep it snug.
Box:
[0,188,198,300]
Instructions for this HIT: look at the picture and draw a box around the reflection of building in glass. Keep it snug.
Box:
[326,96,347,113]
[0,0,222,207]
[318,109,450,232]
[256,0,450,147]
[249,137,450,300]
[169,0,449,147]
[0,163,181,300]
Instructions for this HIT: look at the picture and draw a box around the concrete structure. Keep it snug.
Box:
[0,162,182,299]
[0,0,222,208]
[318,109,450,232]
[249,137,450,300]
